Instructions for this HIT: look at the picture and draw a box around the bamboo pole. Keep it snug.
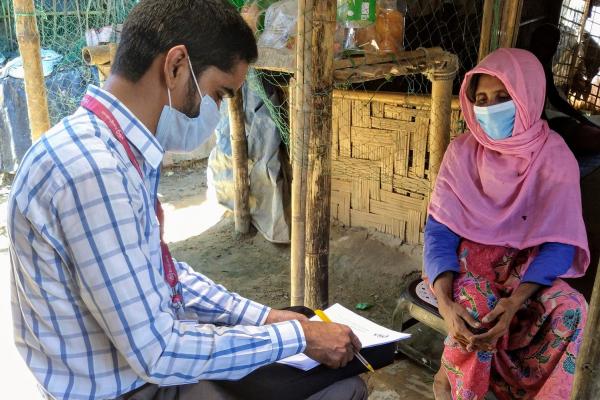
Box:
[428,55,458,187]
[332,89,460,108]
[478,0,522,61]
[82,43,117,84]
[567,0,592,93]
[1,2,13,47]
[14,0,51,141]
[576,0,592,43]
[290,0,312,306]
[499,0,523,48]
[228,89,251,236]
[333,48,444,70]
[571,259,600,399]
[478,0,494,62]
[82,43,118,66]
[303,0,336,310]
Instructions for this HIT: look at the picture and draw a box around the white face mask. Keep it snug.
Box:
[155,56,221,153]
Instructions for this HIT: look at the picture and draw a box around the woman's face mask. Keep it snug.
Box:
[472,74,515,141]
[473,100,516,141]
[155,56,221,153]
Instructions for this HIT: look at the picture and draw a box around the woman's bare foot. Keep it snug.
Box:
[433,368,452,400]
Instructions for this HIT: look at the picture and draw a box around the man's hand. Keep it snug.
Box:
[437,300,480,350]
[265,309,309,324]
[300,321,362,369]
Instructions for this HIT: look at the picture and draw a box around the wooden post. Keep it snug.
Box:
[499,0,523,48]
[428,54,458,187]
[479,0,522,61]
[82,43,118,84]
[478,0,494,62]
[303,0,336,310]
[228,89,251,236]
[14,0,51,141]
[290,0,312,306]
[567,0,592,93]
[574,0,592,45]
[572,259,600,399]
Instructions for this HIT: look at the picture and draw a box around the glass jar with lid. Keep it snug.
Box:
[375,0,407,54]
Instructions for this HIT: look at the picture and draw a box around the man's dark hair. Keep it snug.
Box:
[112,0,258,82]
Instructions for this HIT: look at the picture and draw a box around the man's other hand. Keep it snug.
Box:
[265,309,309,324]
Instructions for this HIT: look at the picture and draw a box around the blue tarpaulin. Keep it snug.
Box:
[0,57,92,172]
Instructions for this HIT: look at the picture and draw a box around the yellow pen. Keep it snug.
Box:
[314,309,376,373]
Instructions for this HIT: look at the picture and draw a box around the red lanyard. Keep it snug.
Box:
[81,95,183,310]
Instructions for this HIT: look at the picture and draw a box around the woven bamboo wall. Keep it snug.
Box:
[330,90,463,244]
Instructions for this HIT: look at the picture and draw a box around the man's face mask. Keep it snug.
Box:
[473,100,516,141]
[155,56,221,153]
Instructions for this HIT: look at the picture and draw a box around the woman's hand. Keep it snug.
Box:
[470,282,541,351]
[469,297,519,351]
[433,272,480,350]
[437,299,481,350]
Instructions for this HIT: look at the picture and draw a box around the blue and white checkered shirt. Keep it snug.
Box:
[8,86,305,400]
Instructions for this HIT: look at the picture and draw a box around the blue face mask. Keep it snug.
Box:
[155,56,221,153]
[473,100,516,141]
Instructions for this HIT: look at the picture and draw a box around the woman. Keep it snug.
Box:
[425,48,590,400]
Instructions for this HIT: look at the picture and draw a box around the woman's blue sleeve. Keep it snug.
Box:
[521,243,576,286]
[424,216,461,284]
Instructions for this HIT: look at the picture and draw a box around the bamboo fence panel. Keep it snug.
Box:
[330,91,462,245]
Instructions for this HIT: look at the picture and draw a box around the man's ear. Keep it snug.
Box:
[163,45,189,91]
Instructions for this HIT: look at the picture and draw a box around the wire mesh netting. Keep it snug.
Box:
[238,0,482,243]
[1,0,482,243]
[555,0,600,114]
[246,0,482,150]
[1,0,136,124]
[0,0,482,141]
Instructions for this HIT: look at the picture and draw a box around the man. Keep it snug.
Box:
[8,1,367,399]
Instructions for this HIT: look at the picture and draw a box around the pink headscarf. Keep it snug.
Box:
[428,48,589,278]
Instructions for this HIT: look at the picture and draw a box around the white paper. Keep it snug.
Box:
[277,303,411,371]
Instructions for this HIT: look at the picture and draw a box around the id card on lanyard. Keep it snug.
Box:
[81,95,184,316]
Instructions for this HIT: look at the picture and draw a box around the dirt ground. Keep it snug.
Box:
[0,161,441,399]
[158,160,439,399]
[159,161,424,326]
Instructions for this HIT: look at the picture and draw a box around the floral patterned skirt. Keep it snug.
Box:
[439,240,587,400]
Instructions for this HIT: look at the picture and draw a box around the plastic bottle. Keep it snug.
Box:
[375,0,406,54]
